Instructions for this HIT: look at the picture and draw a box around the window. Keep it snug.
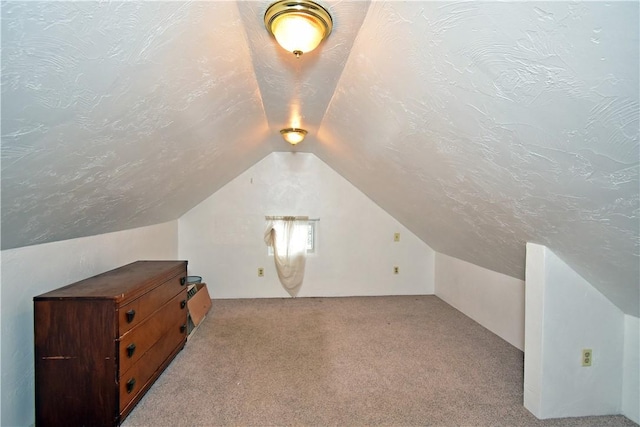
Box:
[268,221,316,255]
[306,221,316,253]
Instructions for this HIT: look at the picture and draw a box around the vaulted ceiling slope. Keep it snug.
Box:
[1,2,638,315]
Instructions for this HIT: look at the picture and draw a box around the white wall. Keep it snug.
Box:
[622,315,640,424]
[179,152,435,298]
[524,243,624,419]
[434,253,525,350]
[523,243,545,417]
[0,221,178,427]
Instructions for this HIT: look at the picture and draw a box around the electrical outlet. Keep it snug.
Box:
[582,349,592,367]
[393,266,399,274]
[394,232,400,242]
[258,268,264,277]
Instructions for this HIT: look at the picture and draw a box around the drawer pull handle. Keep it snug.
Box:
[180,277,186,286]
[181,300,187,309]
[126,378,136,394]
[126,343,136,358]
[126,309,136,323]
[180,324,187,333]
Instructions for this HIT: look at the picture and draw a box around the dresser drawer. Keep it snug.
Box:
[119,291,187,375]
[119,317,186,412]
[118,274,185,336]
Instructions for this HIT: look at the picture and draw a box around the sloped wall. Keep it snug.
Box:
[435,253,525,350]
[524,243,625,419]
[0,221,178,427]
[179,152,435,298]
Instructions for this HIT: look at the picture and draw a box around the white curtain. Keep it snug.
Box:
[264,216,309,297]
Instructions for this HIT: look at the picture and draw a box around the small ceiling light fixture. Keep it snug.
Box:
[264,0,333,58]
[280,128,308,145]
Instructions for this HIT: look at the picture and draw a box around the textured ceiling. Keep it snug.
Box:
[1,1,638,315]
[1,1,272,247]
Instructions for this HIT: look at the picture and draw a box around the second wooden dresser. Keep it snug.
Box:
[34,260,189,426]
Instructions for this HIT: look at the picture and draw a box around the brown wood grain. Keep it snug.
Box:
[35,261,187,303]
[34,260,187,426]
[118,273,185,336]
[119,292,187,375]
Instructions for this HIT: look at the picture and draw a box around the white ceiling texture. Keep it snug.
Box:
[2,1,638,315]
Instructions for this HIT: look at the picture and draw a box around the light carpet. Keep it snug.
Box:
[123,296,636,427]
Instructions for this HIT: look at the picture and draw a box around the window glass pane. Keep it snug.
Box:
[307,222,315,252]
[267,221,315,255]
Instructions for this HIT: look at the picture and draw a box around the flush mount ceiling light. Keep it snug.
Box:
[264,0,333,58]
[280,128,308,145]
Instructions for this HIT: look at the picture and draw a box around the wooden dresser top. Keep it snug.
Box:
[34,260,187,303]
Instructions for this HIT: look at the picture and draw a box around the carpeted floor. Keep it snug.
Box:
[123,296,636,426]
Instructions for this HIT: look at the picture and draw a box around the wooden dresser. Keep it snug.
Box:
[34,260,188,426]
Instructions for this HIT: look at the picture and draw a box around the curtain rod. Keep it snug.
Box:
[265,216,319,221]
